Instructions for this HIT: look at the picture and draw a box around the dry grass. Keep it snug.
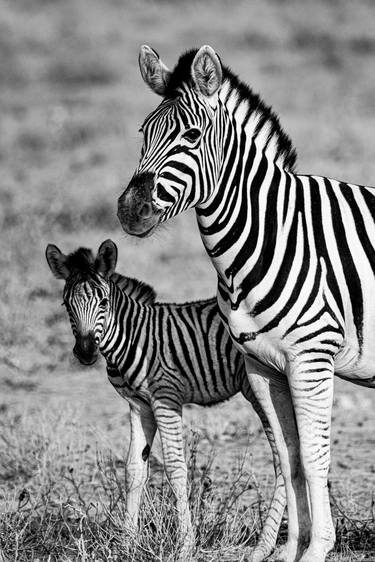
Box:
[2,0,375,559]
[1,410,375,561]
[0,410,266,561]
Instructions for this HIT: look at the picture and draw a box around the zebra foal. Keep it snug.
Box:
[46,239,285,562]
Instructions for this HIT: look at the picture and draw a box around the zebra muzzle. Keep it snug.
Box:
[73,333,99,365]
[117,172,160,237]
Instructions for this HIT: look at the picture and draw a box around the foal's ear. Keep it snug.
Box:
[46,244,70,280]
[139,45,171,96]
[96,239,118,278]
[191,45,222,104]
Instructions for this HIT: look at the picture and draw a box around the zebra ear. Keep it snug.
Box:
[139,45,171,96]
[46,244,70,280]
[191,45,222,103]
[96,239,118,278]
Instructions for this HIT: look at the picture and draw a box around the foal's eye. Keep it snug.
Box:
[182,128,201,142]
[99,298,108,309]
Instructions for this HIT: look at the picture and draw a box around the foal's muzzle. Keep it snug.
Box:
[117,172,160,237]
[73,332,99,365]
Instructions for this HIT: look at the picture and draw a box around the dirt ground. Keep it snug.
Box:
[1,0,375,559]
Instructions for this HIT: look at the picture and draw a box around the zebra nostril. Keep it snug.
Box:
[138,201,152,219]
[94,336,100,345]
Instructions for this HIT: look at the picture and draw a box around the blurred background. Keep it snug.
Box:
[1,0,375,552]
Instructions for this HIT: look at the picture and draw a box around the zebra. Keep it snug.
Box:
[117,45,375,562]
[46,238,286,562]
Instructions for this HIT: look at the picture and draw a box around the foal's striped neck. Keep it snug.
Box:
[100,280,151,363]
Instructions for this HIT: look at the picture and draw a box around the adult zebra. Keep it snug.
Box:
[46,239,286,562]
[117,45,375,562]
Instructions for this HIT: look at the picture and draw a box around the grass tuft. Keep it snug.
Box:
[0,411,263,561]
[1,411,375,561]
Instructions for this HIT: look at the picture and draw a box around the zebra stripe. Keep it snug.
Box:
[46,240,286,562]
[118,45,375,562]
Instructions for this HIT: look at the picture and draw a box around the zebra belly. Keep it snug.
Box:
[219,274,375,385]
[335,344,375,384]
[226,308,375,385]
[183,381,240,406]
[178,359,243,406]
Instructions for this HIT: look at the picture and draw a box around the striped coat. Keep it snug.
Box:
[46,239,285,562]
[117,45,375,562]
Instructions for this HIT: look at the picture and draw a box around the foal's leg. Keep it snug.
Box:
[152,396,194,561]
[245,358,311,562]
[241,376,286,562]
[125,402,157,531]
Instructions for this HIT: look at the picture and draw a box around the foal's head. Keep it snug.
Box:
[46,240,117,365]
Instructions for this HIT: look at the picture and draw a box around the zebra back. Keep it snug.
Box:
[110,272,156,304]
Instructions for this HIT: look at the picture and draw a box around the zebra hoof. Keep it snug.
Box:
[267,543,297,562]
[298,544,332,562]
[242,545,269,562]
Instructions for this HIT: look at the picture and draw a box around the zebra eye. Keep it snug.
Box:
[99,298,108,309]
[182,128,201,142]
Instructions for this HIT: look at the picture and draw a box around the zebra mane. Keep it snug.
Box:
[165,49,297,172]
[64,248,156,304]
[65,247,97,278]
[110,272,156,305]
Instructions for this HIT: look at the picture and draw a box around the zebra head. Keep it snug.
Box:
[117,45,224,237]
[46,240,118,365]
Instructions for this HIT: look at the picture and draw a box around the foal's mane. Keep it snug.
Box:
[65,248,96,277]
[65,247,156,304]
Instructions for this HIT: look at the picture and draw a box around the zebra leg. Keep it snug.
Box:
[287,356,335,562]
[241,378,286,562]
[124,402,157,534]
[244,358,311,562]
[152,398,195,561]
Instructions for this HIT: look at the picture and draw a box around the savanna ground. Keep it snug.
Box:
[1,0,375,560]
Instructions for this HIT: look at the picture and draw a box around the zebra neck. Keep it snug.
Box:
[217,77,296,173]
[99,283,149,365]
[194,78,297,295]
[197,157,294,298]
[100,282,142,358]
